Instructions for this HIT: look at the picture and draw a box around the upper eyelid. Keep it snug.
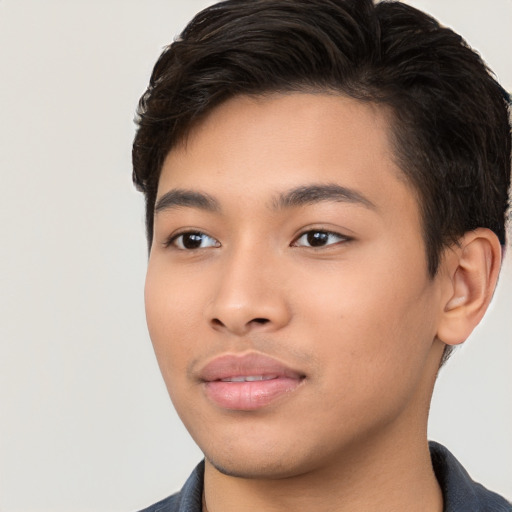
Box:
[165,230,220,249]
[291,229,351,246]
[163,227,214,240]
[161,227,351,247]
[294,227,350,239]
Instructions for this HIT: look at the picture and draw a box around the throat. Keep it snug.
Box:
[202,440,443,512]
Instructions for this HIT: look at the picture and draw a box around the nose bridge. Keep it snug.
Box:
[207,238,290,334]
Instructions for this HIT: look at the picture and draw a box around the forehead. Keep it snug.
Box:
[157,93,416,218]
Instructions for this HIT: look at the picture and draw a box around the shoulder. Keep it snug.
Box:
[136,461,205,512]
[429,441,512,512]
[137,492,181,512]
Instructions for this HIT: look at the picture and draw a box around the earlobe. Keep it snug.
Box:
[436,228,502,346]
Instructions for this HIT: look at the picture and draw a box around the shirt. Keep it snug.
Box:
[138,442,512,511]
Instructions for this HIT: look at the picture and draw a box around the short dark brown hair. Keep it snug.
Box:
[133,0,511,279]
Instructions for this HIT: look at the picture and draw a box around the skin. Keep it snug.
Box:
[144,93,500,512]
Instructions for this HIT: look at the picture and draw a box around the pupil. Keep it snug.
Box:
[307,231,328,247]
[183,233,203,249]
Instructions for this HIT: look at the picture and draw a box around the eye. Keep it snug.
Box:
[292,230,349,248]
[168,231,220,250]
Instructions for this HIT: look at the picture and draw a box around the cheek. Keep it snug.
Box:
[295,252,438,383]
[144,263,201,379]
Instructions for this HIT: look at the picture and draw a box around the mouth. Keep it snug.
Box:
[199,353,305,411]
[220,374,278,382]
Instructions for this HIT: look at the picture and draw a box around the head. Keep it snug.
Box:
[132,0,511,478]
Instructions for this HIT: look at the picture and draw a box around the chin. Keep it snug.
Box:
[205,452,305,480]
[200,433,333,481]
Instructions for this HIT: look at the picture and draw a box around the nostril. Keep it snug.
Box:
[209,316,271,333]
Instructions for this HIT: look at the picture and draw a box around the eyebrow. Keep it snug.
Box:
[154,189,220,214]
[154,183,375,214]
[272,184,376,210]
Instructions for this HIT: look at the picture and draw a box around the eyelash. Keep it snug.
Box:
[164,229,351,250]
[291,229,351,248]
[164,231,220,250]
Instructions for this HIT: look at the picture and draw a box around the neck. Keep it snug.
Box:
[203,433,443,512]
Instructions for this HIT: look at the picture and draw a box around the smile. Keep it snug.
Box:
[199,353,305,410]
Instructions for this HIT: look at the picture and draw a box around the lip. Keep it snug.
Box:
[199,352,305,411]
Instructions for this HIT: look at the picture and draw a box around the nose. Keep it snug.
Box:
[205,246,292,337]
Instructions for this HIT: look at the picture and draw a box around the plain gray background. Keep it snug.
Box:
[0,1,510,511]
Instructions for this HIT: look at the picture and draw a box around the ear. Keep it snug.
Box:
[436,228,502,346]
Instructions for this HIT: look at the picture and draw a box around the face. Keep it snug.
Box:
[145,93,446,479]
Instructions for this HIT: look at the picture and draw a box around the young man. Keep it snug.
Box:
[132,0,511,511]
